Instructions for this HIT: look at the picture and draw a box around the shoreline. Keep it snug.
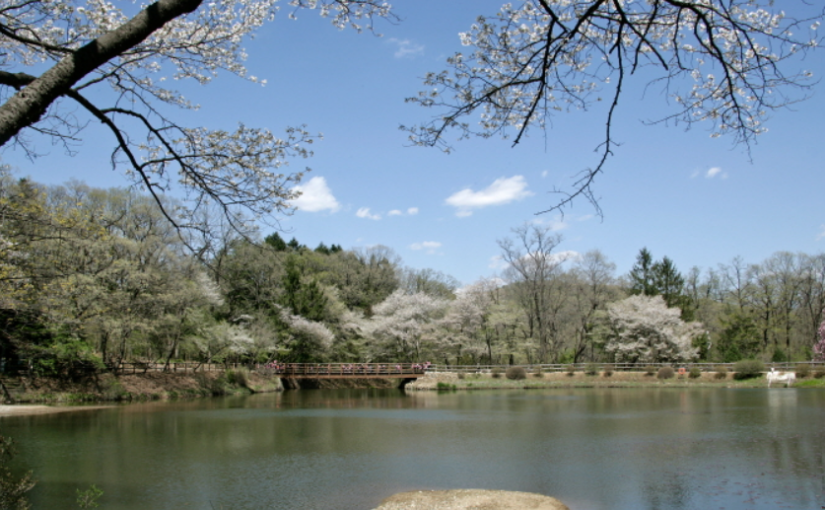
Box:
[0,404,115,417]
[406,370,825,390]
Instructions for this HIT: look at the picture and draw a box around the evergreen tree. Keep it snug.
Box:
[629,248,657,296]
[652,256,686,309]
[264,232,287,251]
[279,256,327,322]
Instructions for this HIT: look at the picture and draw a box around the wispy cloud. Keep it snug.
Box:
[387,38,424,58]
[705,167,728,179]
[446,175,533,217]
[817,225,825,241]
[291,176,340,213]
[489,254,506,271]
[533,215,568,231]
[410,241,441,254]
[388,207,419,217]
[356,207,381,220]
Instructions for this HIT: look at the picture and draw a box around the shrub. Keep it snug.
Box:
[491,367,504,379]
[815,368,825,379]
[602,366,613,377]
[457,372,465,380]
[795,363,810,378]
[436,382,456,391]
[714,365,729,380]
[533,366,543,378]
[688,367,702,379]
[733,359,765,380]
[584,363,599,376]
[657,366,675,380]
[506,366,527,380]
[644,365,657,377]
[565,365,576,377]
[225,368,249,388]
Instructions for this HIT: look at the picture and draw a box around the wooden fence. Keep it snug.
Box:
[2,359,822,377]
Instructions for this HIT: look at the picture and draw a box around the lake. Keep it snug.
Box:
[2,387,823,510]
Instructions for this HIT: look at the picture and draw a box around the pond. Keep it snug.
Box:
[2,387,824,510]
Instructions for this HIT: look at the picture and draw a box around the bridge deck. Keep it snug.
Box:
[262,363,428,379]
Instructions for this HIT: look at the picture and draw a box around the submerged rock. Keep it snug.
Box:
[373,489,570,510]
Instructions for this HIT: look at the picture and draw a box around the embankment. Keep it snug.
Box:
[1,369,283,404]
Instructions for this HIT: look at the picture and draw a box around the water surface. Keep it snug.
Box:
[3,388,823,509]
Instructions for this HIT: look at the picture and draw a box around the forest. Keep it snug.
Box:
[1,171,824,376]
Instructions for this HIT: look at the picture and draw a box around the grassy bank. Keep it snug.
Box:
[408,370,825,391]
[1,369,283,404]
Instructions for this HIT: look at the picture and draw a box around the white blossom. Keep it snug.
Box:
[605,295,702,364]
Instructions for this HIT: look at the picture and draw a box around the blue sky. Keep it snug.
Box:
[3,0,825,285]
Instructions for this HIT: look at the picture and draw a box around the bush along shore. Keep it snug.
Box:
[408,365,825,391]
[0,369,284,404]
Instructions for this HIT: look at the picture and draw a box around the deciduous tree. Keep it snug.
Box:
[605,294,701,364]
[408,0,823,213]
[0,0,392,231]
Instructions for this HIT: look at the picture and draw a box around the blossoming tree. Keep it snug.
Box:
[605,294,702,364]
[407,1,823,214]
[0,0,392,231]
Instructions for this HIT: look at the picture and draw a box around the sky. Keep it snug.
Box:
[3,0,825,286]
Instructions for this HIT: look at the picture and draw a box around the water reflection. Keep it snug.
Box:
[2,388,823,510]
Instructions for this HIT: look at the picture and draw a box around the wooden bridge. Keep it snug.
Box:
[261,363,429,379]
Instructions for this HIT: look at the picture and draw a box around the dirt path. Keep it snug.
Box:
[373,489,570,510]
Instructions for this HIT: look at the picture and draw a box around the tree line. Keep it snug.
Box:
[1,175,824,374]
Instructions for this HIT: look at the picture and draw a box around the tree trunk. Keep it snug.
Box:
[0,0,202,146]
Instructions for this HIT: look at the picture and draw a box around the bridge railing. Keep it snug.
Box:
[256,362,428,377]
[426,361,824,374]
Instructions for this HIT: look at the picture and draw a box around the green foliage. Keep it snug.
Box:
[264,232,288,251]
[532,366,543,378]
[505,366,527,380]
[280,256,327,322]
[733,359,765,380]
[644,365,657,376]
[714,365,729,379]
[771,347,788,363]
[689,367,702,379]
[795,363,810,378]
[436,382,456,391]
[657,366,675,380]
[76,484,103,509]
[0,435,34,510]
[602,366,613,377]
[565,365,576,377]
[815,368,825,379]
[491,367,503,378]
[716,312,760,362]
[225,368,249,388]
[584,363,599,376]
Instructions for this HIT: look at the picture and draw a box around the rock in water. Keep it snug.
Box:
[373,489,570,510]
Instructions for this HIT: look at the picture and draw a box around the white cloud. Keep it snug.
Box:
[387,207,419,217]
[533,215,568,231]
[446,175,533,217]
[291,176,340,213]
[706,167,728,179]
[488,255,506,271]
[410,241,441,254]
[387,38,424,58]
[356,207,381,220]
[817,225,825,240]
